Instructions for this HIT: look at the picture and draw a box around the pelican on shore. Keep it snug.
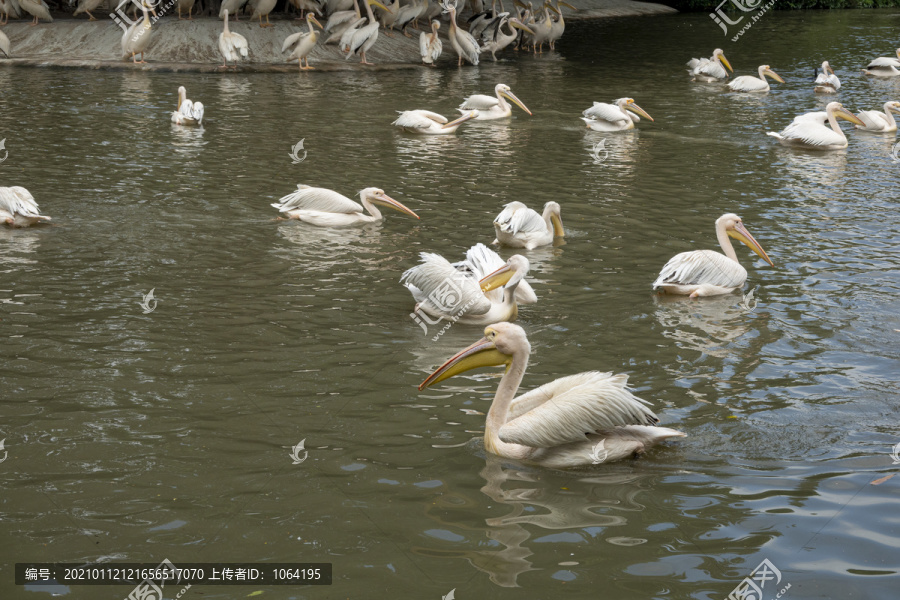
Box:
[687,48,733,82]
[727,65,784,92]
[855,101,900,133]
[547,0,576,50]
[419,19,442,65]
[177,0,195,19]
[459,83,532,120]
[402,245,534,324]
[480,15,533,62]
[0,28,9,58]
[74,0,103,20]
[18,0,51,25]
[814,60,840,93]
[767,101,865,150]
[219,9,250,69]
[392,110,479,134]
[862,49,900,77]
[346,0,391,65]
[121,2,152,64]
[442,0,481,66]
[1,186,52,228]
[653,214,773,298]
[272,184,418,226]
[283,12,324,70]
[326,0,364,46]
[170,86,204,126]
[419,323,685,468]
[251,0,278,26]
[0,0,21,26]
[493,201,564,249]
[581,98,653,132]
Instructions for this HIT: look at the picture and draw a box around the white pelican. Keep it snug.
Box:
[653,213,773,298]
[0,29,9,58]
[480,15,533,62]
[814,60,840,94]
[170,86,204,126]
[288,0,323,19]
[324,0,362,45]
[687,48,733,82]
[73,0,103,20]
[121,2,152,64]
[220,0,250,20]
[527,2,553,54]
[283,12,324,70]
[251,0,277,26]
[862,49,900,77]
[176,0,195,19]
[272,184,419,227]
[346,0,390,65]
[326,0,354,14]
[493,201,564,249]
[767,101,865,150]
[392,110,479,135]
[855,101,900,133]
[581,98,653,132]
[0,0,21,26]
[459,83,532,121]
[419,323,685,468]
[467,0,498,39]
[419,19,441,65]
[394,0,423,37]
[547,0,575,50]
[0,186,52,228]
[402,248,533,325]
[18,0,51,25]
[442,0,480,66]
[219,9,250,70]
[377,0,400,33]
[727,65,784,92]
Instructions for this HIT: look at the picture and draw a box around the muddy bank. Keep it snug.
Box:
[0,1,676,72]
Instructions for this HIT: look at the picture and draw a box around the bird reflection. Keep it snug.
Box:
[771,147,847,196]
[217,77,252,108]
[170,125,206,158]
[653,294,755,357]
[583,130,640,174]
[0,229,41,271]
[118,71,152,102]
[273,221,382,270]
[417,68,444,95]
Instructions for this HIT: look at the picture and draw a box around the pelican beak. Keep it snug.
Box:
[369,0,390,11]
[310,15,324,29]
[764,68,785,83]
[550,213,564,237]
[372,194,420,219]
[719,54,734,73]
[559,0,577,8]
[418,335,510,390]
[510,19,535,35]
[834,105,865,126]
[479,262,515,292]
[729,222,774,266]
[548,3,561,14]
[626,100,653,122]
[501,90,532,116]
[442,110,478,128]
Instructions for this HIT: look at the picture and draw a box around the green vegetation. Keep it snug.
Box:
[657,0,900,11]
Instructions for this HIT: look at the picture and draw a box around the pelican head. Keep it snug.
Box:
[885,100,900,114]
[369,0,390,11]
[820,60,833,76]
[496,84,532,116]
[825,101,865,126]
[419,322,528,390]
[717,213,773,266]
[431,19,440,31]
[617,98,654,122]
[177,85,187,108]
[479,254,530,293]
[713,48,733,72]
[544,201,564,236]
[307,12,324,29]
[509,17,535,35]
[361,188,420,219]
[760,65,785,83]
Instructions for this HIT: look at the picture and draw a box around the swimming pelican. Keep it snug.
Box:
[170,86,204,126]
[346,0,390,65]
[442,0,481,66]
[855,101,900,133]
[653,214,773,298]
[419,19,441,65]
[419,322,685,468]
[687,48,733,82]
[219,9,250,70]
[814,60,840,93]
[767,101,865,150]
[73,0,103,20]
[121,2,152,64]
[581,98,653,132]
[0,186,52,228]
[0,29,9,58]
[392,110,479,135]
[18,0,51,25]
[220,0,250,20]
[480,15,533,62]
[493,201,564,249]
[862,49,900,77]
[176,0,195,19]
[251,0,278,26]
[459,83,532,121]
[727,65,784,92]
[283,12,324,70]
[402,247,533,324]
[272,184,418,227]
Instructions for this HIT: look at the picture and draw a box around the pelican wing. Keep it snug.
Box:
[325,10,356,31]
[401,253,492,316]
[459,94,499,111]
[271,185,363,214]
[458,242,537,304]
[769,114,845,147]
[282,30,306,52]
[494,202,546,235]
[867,57,900,68]
[653,249,746,289]
[0,186,45,219]
[691,57,726,79]
[814,72,840,89]
[499,372,659,448]
[392,110,446,129]
[582,102,628,123]
[179,99,204,123]
[856,110,890,130]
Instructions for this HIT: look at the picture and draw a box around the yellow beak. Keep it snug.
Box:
[558,0,577,8]
[550,213,564,237]
[764,68,784,83]
[719,54,733,73]
[369,0,390,11]
[479,262,514,292]
[442,111,478,128]
[419,336,510,390]
[309,15,324,29]
[501,91,532,116]
[510,19,535,35]
[626,101,653,122]
[834,105,865,127]
[372,194,420,219]
[729,222,773,266]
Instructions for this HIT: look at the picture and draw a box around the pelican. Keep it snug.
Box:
[394,0,422,37]
[326,0,354,14]
[324,0,362,45]
[288,0,323,19]
[272,185,418,227]
[419,323,685,468]
[767,101,865,150]
[419,19,441,65]
[346,0,391,65]
[283,12,324,70]
[862,49,900,77]
[377,0,400,33]
[402,247,534,325]
[480,15,533,62]
[855,101,900,133]
[392,110,479,135]
[121,2,152,64]
[0,0,21,26]
[73,0,103,20]
[459,83,532,121]
[251,0,277,26]
[493,201,564,249]
[687,48,733,82]
[727,65,784,92]
[176,0,195,19]
[170,86,204,126]
[547,0,575,50]
[527,2,553,54]
[442,0,480,66]
[814,60,840,94]
[467,0,499,39]
[18,0,51,25]
[653,214,773,298]
[581,98,653,132]
[1,186,52,228]
[220,0,250,20]
[0,29,9,58]
[219,9,250,70]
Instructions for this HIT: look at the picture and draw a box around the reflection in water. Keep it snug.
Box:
[169,124,206,159]
[772,143,849,196]
[583,130,640,175]
[653,294,755,357]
